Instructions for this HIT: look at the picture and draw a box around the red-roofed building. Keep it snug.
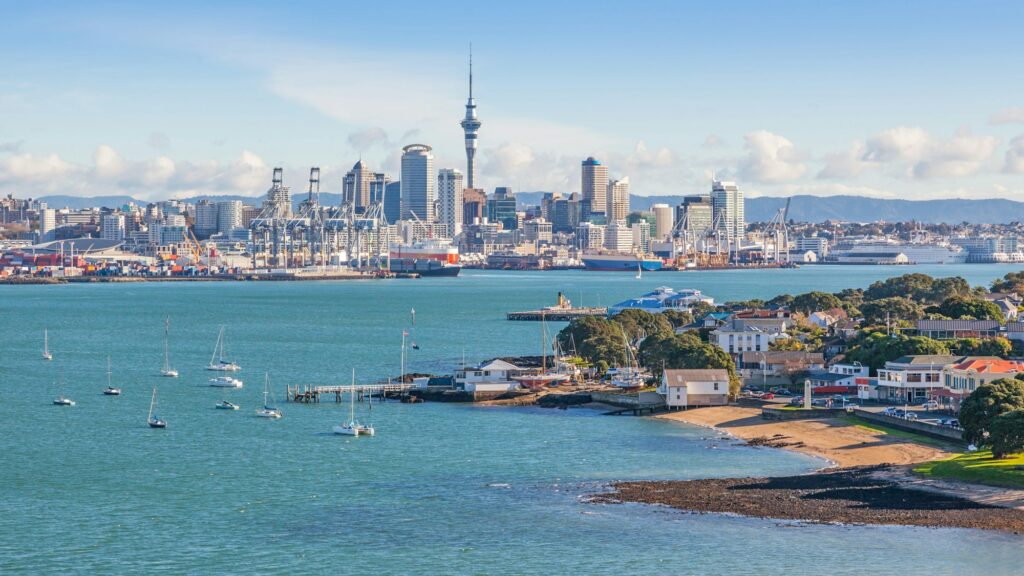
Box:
[941,357,1024,395]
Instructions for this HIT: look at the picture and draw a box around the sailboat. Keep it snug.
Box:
[103,356,121,395]
[161,317,179,377]
[53,373,74,406]
[255,373,282,418]
[512,312,572,390]
[42,329,53,361]
[147,387,167,428]
[333,369,374,436]
[635,260,643,280]
[206,326,241,372]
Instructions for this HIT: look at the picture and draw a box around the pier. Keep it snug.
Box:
[286,383,415,403]
[506,307,607,321]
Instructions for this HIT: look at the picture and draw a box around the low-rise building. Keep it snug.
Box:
[915,319,1001,340]
[942,357,1024,396]
[713,318,791,359]
[740,351,825,385]
[454,359,524,392]
[876,355,960,403]
[658,369,730,408]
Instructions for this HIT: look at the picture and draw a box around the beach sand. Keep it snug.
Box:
[655,405,950,468]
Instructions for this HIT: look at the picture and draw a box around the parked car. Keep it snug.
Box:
[762,393,775,400]
[884,407,899,416]
[844,403,860,410]
[921,401,939,410]
[788,396,803,405]
[904,412,918,421]
[941,418,961,428]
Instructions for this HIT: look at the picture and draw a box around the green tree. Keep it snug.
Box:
[610,309,673,343]
[948,337,1013,358]
[935,296,1004,321]
[637,331,741,396]
[991,271,1024,294]
[766,293,794,308]
[660,310,694,329]
[769,338,805,351]
[860,296,925,326]
[989,410,1024,459]
[863,273,970,304]
[791,291,842,315]
[927,277,972,304]
[844,332,949,373]
[959,378,1024,446]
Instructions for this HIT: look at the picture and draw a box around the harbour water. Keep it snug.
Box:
[2,265,1024,574]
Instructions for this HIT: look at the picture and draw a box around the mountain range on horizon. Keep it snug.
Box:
[34,192,1024,224]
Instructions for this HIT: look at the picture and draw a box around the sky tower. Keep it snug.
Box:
[460,47,481,189]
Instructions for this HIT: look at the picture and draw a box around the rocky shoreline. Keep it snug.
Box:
[595,465,1024,533]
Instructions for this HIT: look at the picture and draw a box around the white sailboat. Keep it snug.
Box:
[255,373,282,418]
[161,317,179,377]
[206,326,241,372]
[333,369,374,436]
[103,356,121,395]
[53,373,74,406]
[147,387,166,428]
[635,260,642,280]
[42,329,53,361]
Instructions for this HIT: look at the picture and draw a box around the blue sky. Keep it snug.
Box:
[2,0,1024,201]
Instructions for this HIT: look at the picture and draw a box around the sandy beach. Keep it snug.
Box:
[656,405,949,468]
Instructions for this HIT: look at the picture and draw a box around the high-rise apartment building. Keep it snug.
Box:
[604,220,633,252]
[437,168,465,238]
[101,213,125,241]
[581,157,608,215]
[677,195,714,236]
[462,188,486,225]
[194,200,219,238]
[400,144,436,222]
[343,160,375,212]
[576,222,605,251]
[607,177,630,223]
[652,203,674,240]
[711,179,745,242]
[216,200,243,235]
[631,220,651,253]
[487,187,517,230]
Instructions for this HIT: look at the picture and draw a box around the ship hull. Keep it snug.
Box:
[582,256,663,271]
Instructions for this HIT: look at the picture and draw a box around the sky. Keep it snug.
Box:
[2,0,1024,202]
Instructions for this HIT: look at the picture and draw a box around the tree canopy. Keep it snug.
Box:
[844,332,949,373]
[791,291,842,315]
[991,271,1024,295]
[990,410,1024,459]
[959,378,1024,446]
[932,296,1003,321]
[863,274,971,304]
[860,296,925,326]
[637,331,740,396]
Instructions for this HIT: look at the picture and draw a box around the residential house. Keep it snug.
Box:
[658,369,730,409]
[712,317,791,360]
[808,307,847,330]
[1005,321,1024,343]
[915,319,1001,340]
[942,357,1024,396]
[875,355,961,403]
[982,292,1021,321]
[454,359,524,392]
[807,361,871,394]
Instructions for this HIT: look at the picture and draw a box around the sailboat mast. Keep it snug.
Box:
[107,356,112,387]
[148,388,156,421]
[350,368,356,422]
[541,311,547,373]
[163,318,170,370]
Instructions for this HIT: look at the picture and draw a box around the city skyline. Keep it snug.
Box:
[2,1,1024,201]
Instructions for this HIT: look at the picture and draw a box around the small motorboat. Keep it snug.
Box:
[209,376,243,388]
[53,396,75,406]
[216,400,240,410]
[103,386,122,396]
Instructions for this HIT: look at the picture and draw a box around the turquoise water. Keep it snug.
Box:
[2,265,1024,575]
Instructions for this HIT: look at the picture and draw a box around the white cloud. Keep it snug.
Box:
[0,146,273,199]
[819,126,998,180]
[991,107,1024,125]
[737,130,806,183]
[1003,135,1024,174]
[347,127,389,152]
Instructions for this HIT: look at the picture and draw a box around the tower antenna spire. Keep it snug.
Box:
[469,42,473,99]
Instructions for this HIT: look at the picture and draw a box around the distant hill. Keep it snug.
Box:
[40,192,1024,224]
[515,192,1024,224]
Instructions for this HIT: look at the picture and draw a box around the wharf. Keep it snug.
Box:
[286,383,415,403]
[506,307,607,321]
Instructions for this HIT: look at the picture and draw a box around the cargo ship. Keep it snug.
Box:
[389,239,461,277]
[581,252,663,271]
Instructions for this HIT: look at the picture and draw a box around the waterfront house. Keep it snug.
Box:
[915,319,1001,340]
[658,369,730,409]
[875,355,960,403]
[455,359,524,392]
[712,318,790,360]
[740,351,824,385]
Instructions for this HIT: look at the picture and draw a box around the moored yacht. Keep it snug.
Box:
[209,376,243,388]
[255,373,282,418]
[206,326,241,372]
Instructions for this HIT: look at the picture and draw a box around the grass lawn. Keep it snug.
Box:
[842,416,954,449]
[914,450,1024,489]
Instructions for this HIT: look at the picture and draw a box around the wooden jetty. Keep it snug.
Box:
[287,383,415,403]
[506,307,606,321]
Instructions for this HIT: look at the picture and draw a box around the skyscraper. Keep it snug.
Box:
[194,200,219,238]
[460,49,481,189]
[400,144,436,222]
[711,179,745,242]
[581,157,608,216]
[678,195,713,236]
[217,200,243,235]
[607,176,630,223]
[652,203,674,240]
[343,160,374,212]
[437,168,465,238]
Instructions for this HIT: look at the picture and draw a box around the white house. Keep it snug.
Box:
[713,318,790,360]
[455,359,524,392]
[876,355,959,403]
[658,369,730,409]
